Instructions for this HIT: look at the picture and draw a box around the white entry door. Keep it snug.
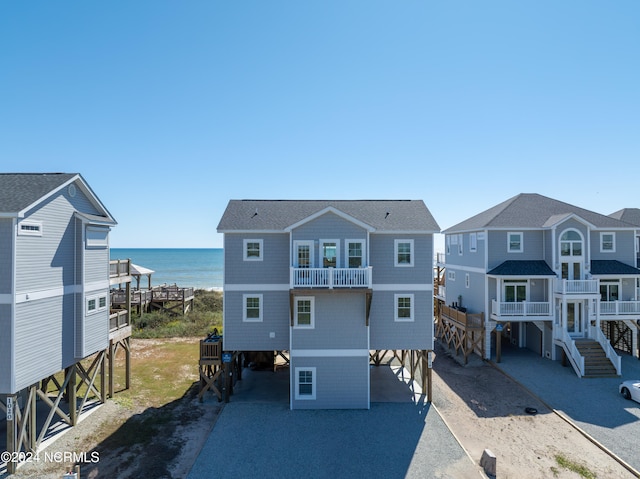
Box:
[565,301,585,337]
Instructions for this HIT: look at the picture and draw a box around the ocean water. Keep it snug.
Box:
[110,248,223,290]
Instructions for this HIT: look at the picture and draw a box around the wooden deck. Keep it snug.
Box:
[111,283,195,316]
[436,303,485,364]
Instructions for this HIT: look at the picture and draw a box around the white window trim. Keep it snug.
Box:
[243,239,264,261]
[86,293,108,315]
[600,232,616,253]
[446,235,451,255]
[458,234,463,255]
[469,233,477,253]
[394,239,414,267]
[18,221,43,236]
[293,240,314,268]
[448,271,456,281]
[345,239,366,268]
[465,273,470,288]
[508,232,523,253]
[394,294,415,322]
[242,294,263,322]
[294,296,315,329]
[320,239,340,268]
[294,367,316,400]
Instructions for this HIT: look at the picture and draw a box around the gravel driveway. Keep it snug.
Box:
[187,366,484,479]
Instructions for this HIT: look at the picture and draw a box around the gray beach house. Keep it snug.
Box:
[217,200,440,409]
[0,173,118,470]
[437,193,640,377]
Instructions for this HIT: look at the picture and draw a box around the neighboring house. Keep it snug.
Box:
[609,208,640,268]
[438,193,640,377]
[0,173,118,469]
[217,200,440,409]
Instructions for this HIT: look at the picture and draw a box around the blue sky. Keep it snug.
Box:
[2,1,639,250]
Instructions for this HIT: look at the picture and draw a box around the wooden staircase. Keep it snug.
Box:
[574,339,619,378]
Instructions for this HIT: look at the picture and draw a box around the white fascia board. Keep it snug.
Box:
[284,206,375,233]
[217,229,282,234]
[74,211,116,226]
[373,230,440,235]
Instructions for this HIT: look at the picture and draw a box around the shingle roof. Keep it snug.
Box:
[590,260,640,276]
[444,193,629,233]
[487,260,556,276]
[609,208,640,227]
[217,200,440,232]
[0,173,77,213]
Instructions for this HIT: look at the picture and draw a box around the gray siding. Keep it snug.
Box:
[292,293,367,350]
[487,230,545,271]
[224,233,289,285]
[15,194,76,292]
[525,322,542,355]
[369,291,432,350]
[291,356,369,409]
[83,308,108,358]
[445,232,486,269]
[0,304,13,393]
[0,219,13,294]
[223,291,289,351]
[370,234,433,285]
[444,267,469,309]
[14,297,69,391]
[590,230,636,264]
[292,213,367,268]
[458,271,485,313]
[84,231,109,284]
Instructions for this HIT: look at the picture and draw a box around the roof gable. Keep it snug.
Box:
[610,208,640,227]
[445,193,629,233]
[284,206,375,232]
[217,200,440,233]
[0,173,116,224]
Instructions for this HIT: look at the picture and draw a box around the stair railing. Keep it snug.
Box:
[590,324,621,376]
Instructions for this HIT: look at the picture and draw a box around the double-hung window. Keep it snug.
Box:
[294,297,314,328]
[395,294,414,322]
[295,367,316,400]
[469,233,477,253]
[395,239,414,267]
[243,294,263,322]
[244,239,263,261]
[347,240,364,268]
[600,232,615,253]
[508,232,523,253]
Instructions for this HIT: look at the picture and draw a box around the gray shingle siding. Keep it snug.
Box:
[14,297,64,391]
[291,293,367,350]
[291,356,369,409]
[223,233,290,285]
[223,291,290,351]
[0,219,13,294]
[369,291,432,350]
[370,234,433,284]
[0,304,13,393]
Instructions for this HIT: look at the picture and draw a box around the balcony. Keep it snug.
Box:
[600,301,640,318]
[555,279,599,295]
[290,267,372,289]
[491,299,552,320]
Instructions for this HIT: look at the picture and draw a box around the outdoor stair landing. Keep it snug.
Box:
[574,339,618,378]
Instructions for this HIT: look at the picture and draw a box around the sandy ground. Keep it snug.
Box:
[431,342,637,479]
[5,340,638,478]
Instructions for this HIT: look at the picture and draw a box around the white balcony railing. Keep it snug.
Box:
[437,285,446,298]
[290,267,372,289]
[600,301,640,316]
[436,253,446,265]
[491,300,552,318]
[555,279,599,295]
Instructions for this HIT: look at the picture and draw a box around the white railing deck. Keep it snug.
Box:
[555,279,599,294]
[600,301,640,316]
[558,329,585,378]
[491,300,552,318]
[290,267,372,289]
